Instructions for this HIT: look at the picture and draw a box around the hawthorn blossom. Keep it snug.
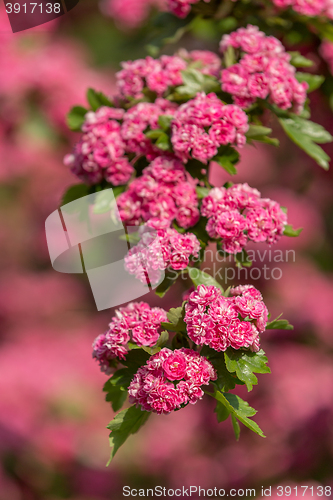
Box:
[64,106,134,185]
[124,226,201,284]
[201,183,287,253]
[117,156,200,229]
[128,347,217,414]
[220,25,308,112]
[92,302,167,373]
[184,284,268,352]
[171,93,248,163]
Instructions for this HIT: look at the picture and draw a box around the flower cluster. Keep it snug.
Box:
[128,347,217,414]
[201,183,287,254]
[64,107,134,185]
[220,25,308,112]
[171,92,249,164]
[117,156,200,229]
[166,0,201,18]
[184,284,268,352]
[124,227,201,284]
[272,0,333,19]
[116,50,220,99]
[92,302,167,373]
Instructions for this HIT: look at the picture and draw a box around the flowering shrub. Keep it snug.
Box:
[58,0,333,463]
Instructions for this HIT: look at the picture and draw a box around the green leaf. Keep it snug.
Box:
[295,73,324,93]
[246,125,273,138]
[93,189,114,214]
[289,52,314,68]
[201,346,244,391]
[162,305,186,333]
[156,132,171,151]
[279,117,332,170]
[145,129,164,139]
[215,400,230,422]
[283,224,303,237]
[122,349,151,372]
[60,184,89,208]
[158,115,173,131]
[155,330,169,348]
[103,380,127,412]
[231,414,240,440]
[155,270,179,298]
[66,106,87,131]
[196,186,210,199]
[212,391,265,438]
[177,69,219,97]
[266,316,294,330]
[107,368,135,388]
[286,117,332,143]
[107,406,150,462]
[214,156,237,175]
[87,88,113,111]
[234,250,252,268]
[224,45,236,68]
[188,268,224,292]
[224,348,270,391]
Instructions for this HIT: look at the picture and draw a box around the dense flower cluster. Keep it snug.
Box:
[124,227,201,284]
[167,0,201,17]
[128,347,217,414]
[220,25,308,112]
[64,99,178,184]
[92,302,167,373]
[201,183,287,254]
[184,284,268,352]
[64,106,133,185]
[171,93,248,163]
[117,156,200,229]
[116,51,220,99]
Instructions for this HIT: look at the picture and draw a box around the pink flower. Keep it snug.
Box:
[128,347,217,414]
[184,284,267,352]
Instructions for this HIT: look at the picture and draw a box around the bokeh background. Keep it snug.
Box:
[1,1,333,498]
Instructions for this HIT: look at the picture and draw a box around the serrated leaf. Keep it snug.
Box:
[266,317,294,330]
[60,184,89,208]
[224,348,270,391]
[295,73,324,93]
[201,346,244,391]
[122,349,151,371]
[107,406,150,462]
[188,268,224,292]
[103,381,127,412]
[288,117,333,143]
[289,52,313,68]
[212,391,265,438]
[279,117,331,170]
[283,224,303,237]
[158,115,173,131]
[66,106,88,131]
[162,306,186,333]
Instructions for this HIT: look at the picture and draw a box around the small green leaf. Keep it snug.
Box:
[60,184,89,208]
[155,330,169,348]
[122,349,150,372]
[87,88,113,111]
[196,186,210,199]
[246,125,273,138]
[145,129,164,139]
[212,391,265,438]
[234,250,252,268]
[214,156,237,175]
[289,52,314,68]
[162,306,186,333]
[224,45,236,68]
[266,316,294,330]
[188,268,224,292]
[283,224,303,237]
[295,73,324,93]
[231,414,240,440]
[107,406,150,462]
[158,115,173,131]
[155,270,179,298]
[224,348,270,391]
[66,106,88,131]
[103,380,127,412]
[201,346,245,391]
[156,132,171,151]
